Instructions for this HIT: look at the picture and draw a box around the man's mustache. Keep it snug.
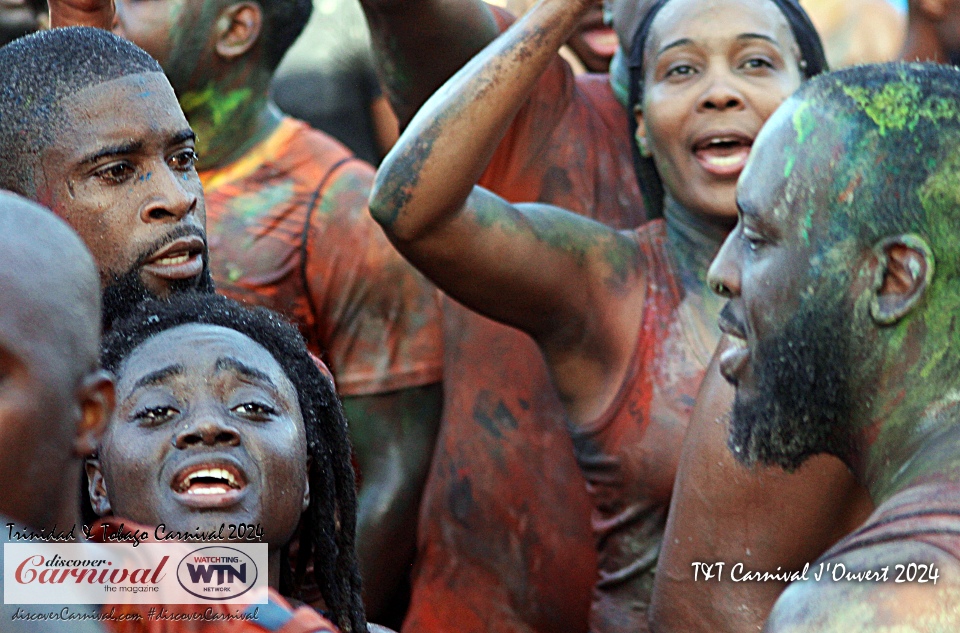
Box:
[131,225,208,270]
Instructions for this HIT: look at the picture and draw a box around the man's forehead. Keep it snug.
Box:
[58,72,191,155]
[120,325,292,392]
[737,96,843,225]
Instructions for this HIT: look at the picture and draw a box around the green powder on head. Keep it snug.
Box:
[842,78,958,137]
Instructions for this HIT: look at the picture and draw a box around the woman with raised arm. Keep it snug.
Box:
[370,0,865,630]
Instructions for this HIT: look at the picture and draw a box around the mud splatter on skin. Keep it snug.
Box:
[371,18,557,229]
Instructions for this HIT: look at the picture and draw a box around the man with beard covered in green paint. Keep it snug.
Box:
[49,0,444,619]
[708,63,960,631]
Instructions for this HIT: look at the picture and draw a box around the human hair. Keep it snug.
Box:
[794,63,960,267]
[625,0,828,217]
[783,63,960,395]
[100,292,367,633]
[258,0,313,70]
[0,27,164,196]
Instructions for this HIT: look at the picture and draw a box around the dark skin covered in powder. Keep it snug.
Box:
[50,0,444,618]
[370,0,870,630]
[709,64,960,630]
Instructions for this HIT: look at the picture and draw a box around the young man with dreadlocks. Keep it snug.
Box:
[86,292,373,633]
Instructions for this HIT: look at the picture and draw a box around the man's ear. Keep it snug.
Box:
[74,370,115,459]
[869,234,935,325]
[215,2,262,61]
[633,104,651,158]
[86,458,113,517]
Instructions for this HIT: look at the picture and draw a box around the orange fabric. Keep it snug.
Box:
[201,117,443,397]
[90,519,339,633]
[404,16,649,633]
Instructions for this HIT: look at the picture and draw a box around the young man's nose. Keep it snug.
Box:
[174,416,241,449]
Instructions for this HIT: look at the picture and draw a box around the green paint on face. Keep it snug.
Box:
[842,79,959,137]
[784,153,796,179]
[178,82,256,162]
[792,100,815,144]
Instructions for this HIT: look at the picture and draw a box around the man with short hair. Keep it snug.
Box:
[68,0,444,616]
[707,62,960,629]
[0,191,112,633]
[0,26,211,328]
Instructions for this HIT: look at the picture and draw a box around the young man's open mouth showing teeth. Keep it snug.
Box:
[171,462,248,508]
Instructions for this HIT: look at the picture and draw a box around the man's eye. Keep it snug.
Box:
[169,149,198,171]
[94,163,135,184]
[231,402,276,418]
[133,406,178,425]
[741,228,766,252]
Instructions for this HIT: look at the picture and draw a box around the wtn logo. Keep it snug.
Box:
[185,562,247,585]
[176,547,258,600]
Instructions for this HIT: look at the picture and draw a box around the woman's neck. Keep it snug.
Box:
[662,195,731,292]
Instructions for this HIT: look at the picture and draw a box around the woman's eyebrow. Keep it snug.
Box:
[737,33,781,47]
[657,38,693,56]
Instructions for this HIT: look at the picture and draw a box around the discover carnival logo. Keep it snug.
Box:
[176,546,258,600]
[3,543,267,604]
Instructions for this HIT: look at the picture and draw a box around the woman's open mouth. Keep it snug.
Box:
[693,133,754,178]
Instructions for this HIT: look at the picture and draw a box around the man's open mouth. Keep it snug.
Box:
[141,236,205,281]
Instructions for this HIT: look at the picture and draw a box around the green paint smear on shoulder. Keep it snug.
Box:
[472,194,636,283]
[842,79,959,137]
[229,181,296,222]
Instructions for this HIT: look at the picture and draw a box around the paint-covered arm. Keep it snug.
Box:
[359,0,500,127]
[343,385,441,620]
[369,0,642,421]
[649,337,875,633]
[48,0,113,30]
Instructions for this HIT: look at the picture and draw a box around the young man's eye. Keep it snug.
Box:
[133,406,178,425]
[94,162,135,184]
[231,402,276,418]
[169,149,198,171]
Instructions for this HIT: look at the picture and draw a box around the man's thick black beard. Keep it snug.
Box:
[728,288,857,472]
[101,263,214,333]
